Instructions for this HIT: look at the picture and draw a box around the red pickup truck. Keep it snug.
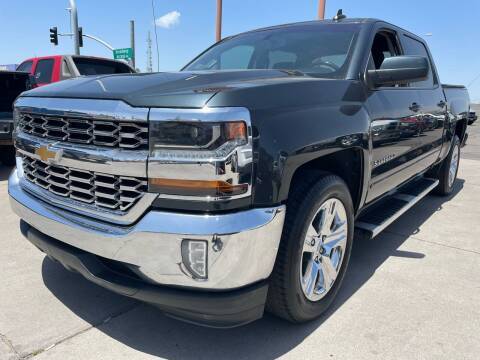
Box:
[16,55,135,87]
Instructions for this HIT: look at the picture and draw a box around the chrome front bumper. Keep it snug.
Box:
[9,168,286,290]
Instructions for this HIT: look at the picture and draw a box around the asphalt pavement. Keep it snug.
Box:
[0,122,479,360]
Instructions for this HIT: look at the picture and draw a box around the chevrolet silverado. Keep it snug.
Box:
[9,17,470,328]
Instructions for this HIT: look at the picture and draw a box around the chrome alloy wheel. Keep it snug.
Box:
[300,198,348,302]
[448,143,460,188]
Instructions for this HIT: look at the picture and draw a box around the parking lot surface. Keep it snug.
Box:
[1,122,479,360]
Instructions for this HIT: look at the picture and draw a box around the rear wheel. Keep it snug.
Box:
[267,173,354,323]
[434,135,460,196]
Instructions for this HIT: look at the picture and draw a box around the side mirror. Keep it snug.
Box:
[368,56,429,87]
[27,74,37,89]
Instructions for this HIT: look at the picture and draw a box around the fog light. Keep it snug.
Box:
[181,240,208,280]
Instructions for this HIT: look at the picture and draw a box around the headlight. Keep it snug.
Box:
[150,121,247,160]
[148,107,253,201]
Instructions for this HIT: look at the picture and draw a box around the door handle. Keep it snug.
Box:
[437,100,446,108]
[409,102,420,112]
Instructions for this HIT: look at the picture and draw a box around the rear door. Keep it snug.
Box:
[364,27,423,202]
[400,34,446,168]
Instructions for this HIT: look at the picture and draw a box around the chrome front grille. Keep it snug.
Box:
[21,154,147,211]
[18,113,148,149]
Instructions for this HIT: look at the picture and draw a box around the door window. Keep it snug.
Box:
[35,59,54,83]
[401,35,435,88]
[370,31,400,70]
[16,61,33,73]
[369,31,402,88]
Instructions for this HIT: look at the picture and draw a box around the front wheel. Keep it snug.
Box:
[266,173,354,323]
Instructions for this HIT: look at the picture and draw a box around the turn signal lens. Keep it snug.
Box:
[149,178,248,197]
[225,122,246,141]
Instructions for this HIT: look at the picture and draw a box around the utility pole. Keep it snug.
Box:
[318,0,326,20]
[146,31,153,72]
[130,20,135,68]
[69,0,80,54]
[216,0,222,42]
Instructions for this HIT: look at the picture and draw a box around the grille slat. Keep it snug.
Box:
[48,178,70,189]
[21,154,147,212]
[18,113,148,150]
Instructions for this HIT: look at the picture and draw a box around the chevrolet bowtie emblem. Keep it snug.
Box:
[35,145,58,162]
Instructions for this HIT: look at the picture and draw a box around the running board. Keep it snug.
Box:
[355,177,439,239]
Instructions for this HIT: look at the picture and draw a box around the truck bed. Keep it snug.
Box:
[0,71,30,115]
[442,84,470,118]
[0,71,30,148]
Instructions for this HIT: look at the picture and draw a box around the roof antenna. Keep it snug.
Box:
[333,9,346,21]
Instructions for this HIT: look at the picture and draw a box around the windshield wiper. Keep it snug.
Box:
[278,69,307,77]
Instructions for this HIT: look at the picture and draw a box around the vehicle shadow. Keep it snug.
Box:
[41,179,465,359]
[0,164,13,181]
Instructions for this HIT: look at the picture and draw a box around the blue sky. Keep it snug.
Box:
[1,0,480,101]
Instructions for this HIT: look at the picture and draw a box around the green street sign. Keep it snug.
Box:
[113,48,133,60]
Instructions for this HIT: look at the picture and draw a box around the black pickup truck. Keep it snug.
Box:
[9,17,470,328]
[0,70,30,165]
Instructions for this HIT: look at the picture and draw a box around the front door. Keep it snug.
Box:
[365,29,424,202]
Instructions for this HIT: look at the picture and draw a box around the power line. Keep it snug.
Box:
[468,73,480,88]
[151,0,160,72]
[146,31,153,72]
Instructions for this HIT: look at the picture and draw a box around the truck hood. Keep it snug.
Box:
[20,70,313,108]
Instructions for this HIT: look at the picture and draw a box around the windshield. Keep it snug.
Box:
[184,24,359,78]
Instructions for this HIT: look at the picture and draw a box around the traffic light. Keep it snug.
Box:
[49,27,58,46]
[78,27,83,47]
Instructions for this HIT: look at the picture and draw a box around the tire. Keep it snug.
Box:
[434,135,460,196]
[266,172,354,323]
[0,147,16,166]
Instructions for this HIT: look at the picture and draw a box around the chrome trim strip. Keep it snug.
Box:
[9,169,286,290]
[14,97,148,122]
[20,175,157,226]
[16,132,148,177]
[149,107,250,123]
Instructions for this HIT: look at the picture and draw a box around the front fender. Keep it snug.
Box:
[253,103,371,207]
